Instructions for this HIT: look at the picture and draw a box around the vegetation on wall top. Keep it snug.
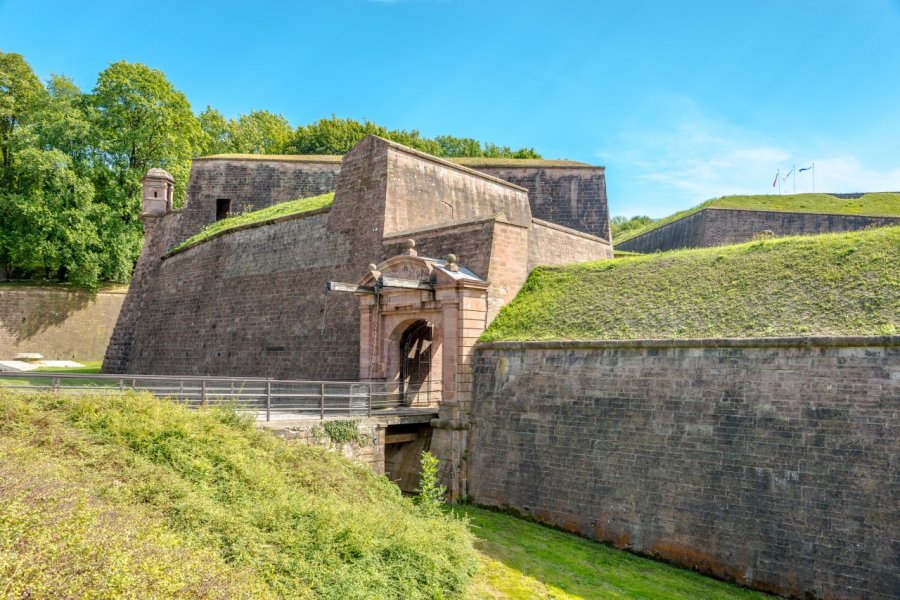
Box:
[613,192,900,244]
[166,192,335,256]
[482,226,900,342]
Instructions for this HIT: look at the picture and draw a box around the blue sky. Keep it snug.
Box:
[2,0,899,217]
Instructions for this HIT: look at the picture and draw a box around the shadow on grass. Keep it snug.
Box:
[455,505,772,600]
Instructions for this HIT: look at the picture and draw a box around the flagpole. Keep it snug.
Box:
[793,164,796,193]
[812,163,815,193]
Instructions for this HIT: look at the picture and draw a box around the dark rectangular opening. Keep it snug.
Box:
[216,199,232,221]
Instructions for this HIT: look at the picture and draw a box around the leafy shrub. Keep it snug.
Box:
[414,451,447,516]
[321,419,366,445]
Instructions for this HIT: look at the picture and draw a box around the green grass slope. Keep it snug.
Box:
[0,390,475,599]
[168,192,335,255]
[483,226,900,342]
[614,192,900,243]
[460,506,769,599]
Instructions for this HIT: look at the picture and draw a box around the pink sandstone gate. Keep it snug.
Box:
[329,239,489,498]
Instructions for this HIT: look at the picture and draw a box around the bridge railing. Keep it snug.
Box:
[0,372,442,421]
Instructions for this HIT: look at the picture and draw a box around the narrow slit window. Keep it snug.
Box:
[216,199,232,221]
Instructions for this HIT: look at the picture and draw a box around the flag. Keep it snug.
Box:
[799,164,813,172]
[772,170,780,187]
[783,168,794,181]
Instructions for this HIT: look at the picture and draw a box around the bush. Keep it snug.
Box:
[414,451,447,516]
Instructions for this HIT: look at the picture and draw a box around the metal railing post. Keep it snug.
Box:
[320,383,325,420]
[201,380,207,407]
[119,378,124,391]
[266,381,272,422]
[52,376,60,393]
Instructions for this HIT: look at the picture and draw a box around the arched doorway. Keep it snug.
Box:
[399,320,432,404]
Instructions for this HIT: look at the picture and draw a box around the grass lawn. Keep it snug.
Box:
[32,360,103,373]
[483,226,899,342]
[0,361,104,388]
[459,505,769,599]
[614,192,900,244]
[168,192,335,256]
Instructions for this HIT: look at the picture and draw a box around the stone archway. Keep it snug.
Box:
[399,319,433,404]
[332,241,492,499]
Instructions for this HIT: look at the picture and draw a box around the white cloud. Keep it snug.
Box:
[811,156,900,193]
[604,97,900,217]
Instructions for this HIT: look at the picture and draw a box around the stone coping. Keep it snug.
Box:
[0,283,128,295]
[376,136,530,194]
[704,206,900,219]
[194,153,596,169]
[531,217,611,244]
[617,205,900,245]
[477,335,900,351]
[383,212,527,242]
[195,154,344,163]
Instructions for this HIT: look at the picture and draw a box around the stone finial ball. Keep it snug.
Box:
[446,253,458,264]
[405,239,416,249]
[368,263,378,272]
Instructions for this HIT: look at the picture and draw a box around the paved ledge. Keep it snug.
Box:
[477,335,900,351]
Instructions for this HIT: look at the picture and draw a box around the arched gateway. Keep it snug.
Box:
[328,240,489,498]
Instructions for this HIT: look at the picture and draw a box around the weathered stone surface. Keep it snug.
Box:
[179,158,340,239]
[474,166,611,240]
[469,337,900,600]
[617,207,900,253]
[1,288,126,360]
[104,136,611,378]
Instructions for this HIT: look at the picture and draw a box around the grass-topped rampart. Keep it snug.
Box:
[614,192,900,243]
[482,226,899,342]
[0,390,474,598]
[168,192,335,256]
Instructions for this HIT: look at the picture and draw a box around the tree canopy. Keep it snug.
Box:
[0,51,542,288]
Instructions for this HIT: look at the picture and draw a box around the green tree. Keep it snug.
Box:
[91,60,203,208]
[610,215,655,237]
[0,52,47,185]
[198,106,230,155]
[226,110,293,154]
[286,115,540,159]
[0,148,102,287]
[87,61,204,282]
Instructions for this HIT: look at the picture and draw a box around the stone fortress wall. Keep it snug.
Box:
[104,136,612,377]
[469,337,899,600]
[617,206,900,253]
[0,287,126,361]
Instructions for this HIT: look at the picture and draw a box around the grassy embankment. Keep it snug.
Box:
[483,226,900,342]
[0,390,778,599]
[0,390,474,599]
[613,192,900,244]
[168,192,335,255]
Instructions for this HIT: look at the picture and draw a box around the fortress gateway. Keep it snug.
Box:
[101,135,898,598]
[104,135,612,380]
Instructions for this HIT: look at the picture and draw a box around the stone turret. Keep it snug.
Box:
[141,168,175,217]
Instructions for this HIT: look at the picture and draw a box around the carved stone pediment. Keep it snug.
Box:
[382,259,433,282]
